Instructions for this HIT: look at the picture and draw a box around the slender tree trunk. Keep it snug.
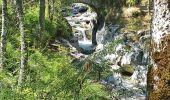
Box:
[48,0,50,19]
[48,0,54,22]
[148,0,153,15]
[0,0,7,71]
[16,0,27,87]
[148,0,170,99]
[148,0,151,15]
[39,0,45,45]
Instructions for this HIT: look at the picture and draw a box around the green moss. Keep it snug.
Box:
[120,64,135,76]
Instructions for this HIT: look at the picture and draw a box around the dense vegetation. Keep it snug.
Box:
[0,0,110,99]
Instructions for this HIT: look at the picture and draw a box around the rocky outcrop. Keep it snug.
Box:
[96,24,119,45]
[90,29,150,99]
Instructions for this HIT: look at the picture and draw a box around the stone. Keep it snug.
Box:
[79,6,88,13]
[95,44,104,52]
[137,30,146,36]
[104,54,118,63]
[107,73,122,85]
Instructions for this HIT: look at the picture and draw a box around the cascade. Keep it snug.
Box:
[63,3,97,54]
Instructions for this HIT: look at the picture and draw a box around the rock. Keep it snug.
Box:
[95,44,104,52]
[137,30,146,36]
[120,64,134,76]
[69,37,78,43]
[136,50,144,64]
[70,52,86,59]
[89,26,150,99]
[96,24,119,44]
[79,6,88,13]
[121,52,133,65]
[111,65,120,70]
[73,9,79,15]
[107,73,122,85]
[115,44,124,54]
[131,65,148,86]
[104,54,118,63]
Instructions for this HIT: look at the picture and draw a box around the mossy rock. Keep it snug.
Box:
[120,64,135,76]
[85,30,92,40]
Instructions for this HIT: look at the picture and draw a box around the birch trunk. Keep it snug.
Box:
[148,0,170,99]
[0,0,7,71]
[16,0,27,87]
[48,0,54,22]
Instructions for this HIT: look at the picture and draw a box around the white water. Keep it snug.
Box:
[64,3,97,53]
[78,41,93,51]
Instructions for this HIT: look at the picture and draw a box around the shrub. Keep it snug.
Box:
[122,7,141,18]
[126,0,140,6]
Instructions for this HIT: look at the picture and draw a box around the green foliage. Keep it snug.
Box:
[0,72,23,100]
[52,0,72,39]
[23,1,72,48]
[0,3,1,15]
[79,81,109,100]
[127,0,140,6]
[0,87,24,100]
[5,42,20,72]
[25,51,77,99]
[107,38,123,54]
[126,18,142,31]
[55,17,72,38]
[1,48,110,99]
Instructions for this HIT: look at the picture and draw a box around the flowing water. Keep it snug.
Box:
[64,3,97,54]
[63,3,149,99]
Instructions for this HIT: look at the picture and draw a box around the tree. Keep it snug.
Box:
[48,0,54,22]
[16,0,27,87]
[39,0,45,45]
[148,0,170,99]
[0,0,7,71]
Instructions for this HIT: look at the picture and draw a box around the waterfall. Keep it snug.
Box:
[82,30,87,41]
[78,28,93,53]
[63,3,97,54]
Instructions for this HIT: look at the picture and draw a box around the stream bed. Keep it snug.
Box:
[61,3,150,100]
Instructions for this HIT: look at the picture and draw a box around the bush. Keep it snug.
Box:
[126,0,140,6]
[25,50,78,99]
[79,81,110,100]
[122,7,141,18]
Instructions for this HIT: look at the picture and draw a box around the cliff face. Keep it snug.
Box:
[148,0,170,99]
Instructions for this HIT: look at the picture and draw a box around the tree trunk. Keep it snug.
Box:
[16,0,27,87]
[0,0,7,71]
[148,0,151,15]
[148,0,170,99]
[48,0,54,22]
[39,0,45,45]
